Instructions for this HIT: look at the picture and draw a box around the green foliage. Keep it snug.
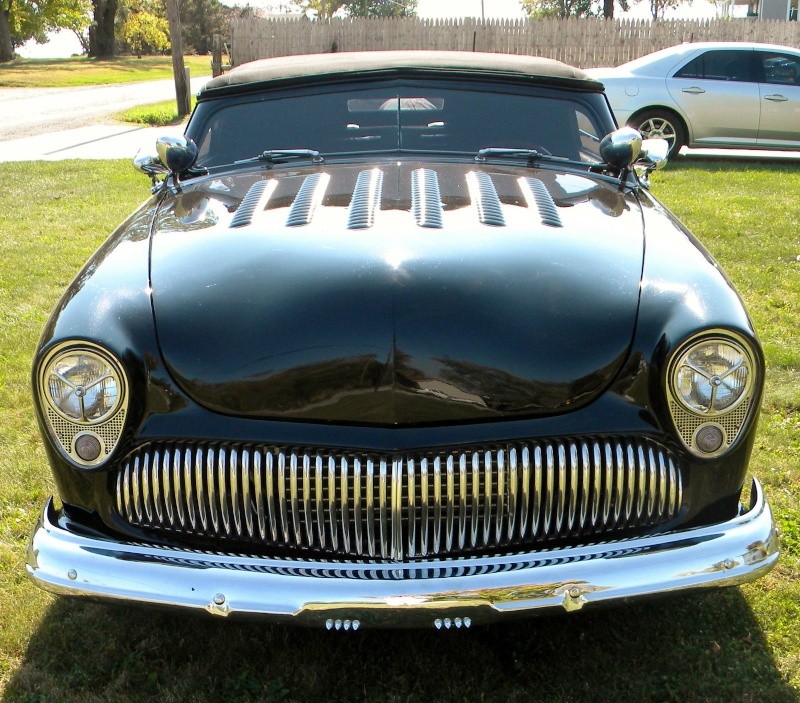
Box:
[179,0,232,54]
[291,0,416,18]
[520,0,594,18]
[344,0,417,17]
[3,0,90,47]
[118,10,169,56]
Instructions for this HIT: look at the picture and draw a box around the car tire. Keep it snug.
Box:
[629,109,686,157]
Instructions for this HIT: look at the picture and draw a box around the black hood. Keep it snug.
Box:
[150,161,644,425]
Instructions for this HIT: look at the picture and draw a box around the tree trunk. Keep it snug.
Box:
[0,7,14,62]
[603,0,614,18]
[166,0,190,117]
[88,0,118,58]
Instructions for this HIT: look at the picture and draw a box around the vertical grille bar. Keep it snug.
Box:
[458,454,468,550]
[173,448,184,528]
[288,453,299,545]
[391,459,403,561]
[420,458,429,557]
[353,457,363,555]
[328,457,338,551]
[507,448,517,540]
[520,447,531,539]
[265,452,277,541]
[379,458,388,559]
[496,449,506,543]
[445,456,455,552]
[152,449,162,524]
[302,454,313,546]
[341,457,350,553]
[253,451,265,540]
[242,450,253,539]
[407,459,416,559]
[366,458,375,557]
[433,457,442,554]
[230,449,241,537]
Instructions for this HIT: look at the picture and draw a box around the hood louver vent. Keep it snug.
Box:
[286,173,330,227]
[229,179,277,228]
[468,171,505,227]
[347,169,384,230]
[520,177,563,228]
[411,168,444,229]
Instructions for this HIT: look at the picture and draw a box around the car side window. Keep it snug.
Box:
[674,50,756,82]
[757,52,800,86]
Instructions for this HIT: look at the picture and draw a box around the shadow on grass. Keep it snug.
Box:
[3,589,795,703]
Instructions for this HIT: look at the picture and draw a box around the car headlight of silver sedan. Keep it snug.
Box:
[667,333,757,458]
[37,342,129,468]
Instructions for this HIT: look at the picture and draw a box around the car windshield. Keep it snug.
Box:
[190,81,608,169]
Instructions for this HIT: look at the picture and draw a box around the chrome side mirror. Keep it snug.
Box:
[599,127,642,171]
[155,135,198,175]
[637,138,669,172]
[133,150,169,178]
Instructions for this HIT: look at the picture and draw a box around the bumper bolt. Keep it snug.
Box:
[213,593,226,605]
[67,569,77,581]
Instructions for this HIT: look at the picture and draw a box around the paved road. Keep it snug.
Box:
[0,76,209,141]
[0,76,209,162]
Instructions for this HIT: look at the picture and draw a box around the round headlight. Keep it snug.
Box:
[43,349,122,423]
[37,342,129,468]
[673,339,751,415]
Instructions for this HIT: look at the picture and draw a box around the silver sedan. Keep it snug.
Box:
[587,42,800,155]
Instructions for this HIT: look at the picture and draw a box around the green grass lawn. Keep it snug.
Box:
[0,158,797,702]
[114,97,198,126]
[0,55,211,88]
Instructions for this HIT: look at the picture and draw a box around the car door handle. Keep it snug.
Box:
[681,87,706,95]
[764,94,788,102]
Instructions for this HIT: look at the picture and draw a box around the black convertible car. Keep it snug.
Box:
[26,51,778,629]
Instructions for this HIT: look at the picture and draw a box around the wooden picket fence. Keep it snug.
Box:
[227,16,800,70]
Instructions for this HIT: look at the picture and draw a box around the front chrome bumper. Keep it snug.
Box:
[27,478,778,629]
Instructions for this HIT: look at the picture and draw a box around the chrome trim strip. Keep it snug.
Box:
[229,179,277,228]
[29,479,778,628]
[347,168,383,230]
[467,171,505,227]
[519,177,563,228]
[411,168,444,228]
[286,173,329,227]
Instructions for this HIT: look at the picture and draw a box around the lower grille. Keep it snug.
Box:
[114,437,682,562]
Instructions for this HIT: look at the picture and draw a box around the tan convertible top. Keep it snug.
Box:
[201,51,602,95]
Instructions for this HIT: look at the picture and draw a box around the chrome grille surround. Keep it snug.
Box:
[114,437,682,562]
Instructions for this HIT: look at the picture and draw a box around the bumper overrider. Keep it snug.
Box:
[27,478,778,629]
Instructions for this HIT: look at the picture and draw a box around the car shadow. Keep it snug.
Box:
[3,588,795,702]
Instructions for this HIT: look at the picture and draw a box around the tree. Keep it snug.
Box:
[292,0,415,19]
[520,0,594,17]
[88,0,119,57]
[344,0,416,17]
[180,0,231,54]
[648,0,690,18]
[291,0,345,19]
[119,10,168,56]
[1,0,89,62]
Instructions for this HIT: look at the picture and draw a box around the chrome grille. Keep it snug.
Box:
[114,438,682,562]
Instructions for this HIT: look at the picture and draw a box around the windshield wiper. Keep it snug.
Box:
[234,149,324,166]
[474,147,584,167]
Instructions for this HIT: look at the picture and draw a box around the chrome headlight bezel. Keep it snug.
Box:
[36,341,129,468]
[666,331,759,459]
